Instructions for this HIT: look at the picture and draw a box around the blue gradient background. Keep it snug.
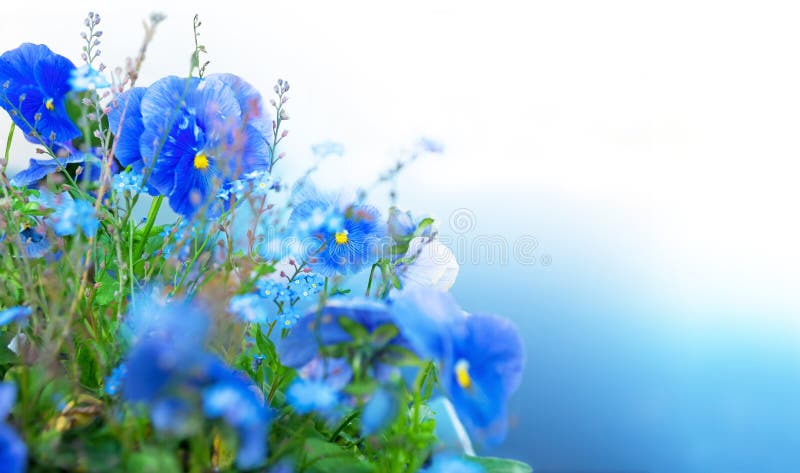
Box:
[3,2,800,472]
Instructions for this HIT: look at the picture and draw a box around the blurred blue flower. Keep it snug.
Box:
[0,43,80,144]
[311,141,344,158]
[69,64,110,91]
[109,74,271,217]
[421,454,482,473]
[51,197,99,237]
[286,378,340,415]
[361,387,400,436]
[391,288,525,444]
[203,371,272,469]
[0,306,31,327]
[104,364,126,396]
[0,382,27,473]
[278,298,402,369]
[116,292,270,468]
[19,226,50,258]
[228,293,272,324]
[290,198,386,276]
[416,137,444,154]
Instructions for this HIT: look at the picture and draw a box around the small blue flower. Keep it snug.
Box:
[51,197,99,237]
[69,64,110,91]
[290,198,386,276]
[0,306,31,327]
[0,43,80,144]
[111,171,143,195]
[278,310,300,329]
[0,382,27,473]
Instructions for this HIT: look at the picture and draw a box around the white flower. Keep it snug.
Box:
[397,237,459,291]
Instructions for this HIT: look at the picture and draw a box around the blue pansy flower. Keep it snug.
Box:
[0,382,27,473]
[390,288,525,444]
[108,74,271,217]
[0,306,31,327]
[278,298,410,384]
[0,43,80,144]
[290,198,386,276]
[10,151,88,188]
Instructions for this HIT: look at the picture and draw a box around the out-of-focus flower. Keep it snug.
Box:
[395,237,459,292]
[108,74,271,217]
[286,378,340,415]
[51,197,99,237]
[287,356,353,416]
[19,226,50,258]
[104,364,126,396]
[0,43,80,144]
[278,298,404,370]
[417,137,444,154]
[421,454,482,473]
[290,198,385,276]
[202,372,271,469]
[68,64,110,91]
[228,293,272,325]
[311,141,345,158]
[0,382,27,473]
[391,288,525,444]
[116,292,271,469]
[361,387,400,436]
[0,306,31,327]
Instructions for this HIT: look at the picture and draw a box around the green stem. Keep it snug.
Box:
[2,123,14,174]
[135,195,164,257]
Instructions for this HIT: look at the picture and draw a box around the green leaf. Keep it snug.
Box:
[470,456,533,473]
[337,316,369,342]
[371,324,400,347]
[126,448,181,473]
[303,438,375,473]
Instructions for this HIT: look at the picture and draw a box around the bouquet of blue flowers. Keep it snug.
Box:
[0,12,529,473]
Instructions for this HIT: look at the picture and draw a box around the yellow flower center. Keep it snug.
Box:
[334,230,349,245]
[45,98,55,111]
[455,359,472,389]
[194,152,209,170]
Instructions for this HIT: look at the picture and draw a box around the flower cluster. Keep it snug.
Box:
[0,12,529,473]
